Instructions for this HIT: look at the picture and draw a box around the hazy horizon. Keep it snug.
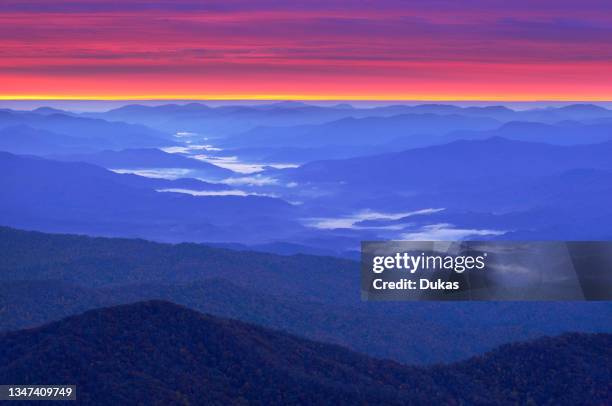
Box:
[2,99,612,112]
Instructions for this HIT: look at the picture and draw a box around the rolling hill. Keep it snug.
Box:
[286,137,612,186]
[0,109,173,150]
[224,113,500,148]
[1,226,610,365]
[0,301,609,405]
[445,120,612,146]
[0,152,298,244]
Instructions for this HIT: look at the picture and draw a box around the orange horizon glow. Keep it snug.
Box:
[2,94,612,102]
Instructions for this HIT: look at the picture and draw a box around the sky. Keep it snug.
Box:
[1,0,612,101]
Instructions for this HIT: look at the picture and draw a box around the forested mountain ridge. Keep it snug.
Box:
[0,301,609,405]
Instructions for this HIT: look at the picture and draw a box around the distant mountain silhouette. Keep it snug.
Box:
[258,101,311,109]
[85,102,612,139]
[0,109,173,150]
[86,102,358,136]
[0,301,609,405]
[446,120,612,146]
[216,107,612,162]
[287,137,612,188]
[31,107,73,115]
[224,113,500,148]
[541,103,612,119]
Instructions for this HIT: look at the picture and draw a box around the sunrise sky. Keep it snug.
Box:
[1,0,612,101]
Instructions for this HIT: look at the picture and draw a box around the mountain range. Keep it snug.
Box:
[287,137,612,185]
[1,300,609,405]
[82,102,612,138]
[0,152,297,243]
[205,108,612,164]
[3,102,612,404]
[0,109,173,151]
[1,226,610,365]
[222,113,501,148]
[5,134,612,248]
